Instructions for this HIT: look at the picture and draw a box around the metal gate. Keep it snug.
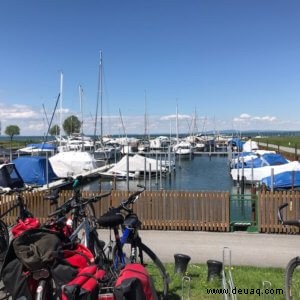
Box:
[230,194,258,232]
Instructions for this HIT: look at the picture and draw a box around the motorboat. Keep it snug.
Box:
[231,157,298,184]
[261,168,300,190]
[172,141,193,158]
[100,154,168,179]
[0,162,24,189]
[49,151,99,178]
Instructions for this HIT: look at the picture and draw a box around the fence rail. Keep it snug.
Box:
[0,190,299,233]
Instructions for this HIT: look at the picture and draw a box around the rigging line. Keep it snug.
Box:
[42,104,50,127]
[119,108,127,138]
[93,51,102,141]
[43,93,60,144]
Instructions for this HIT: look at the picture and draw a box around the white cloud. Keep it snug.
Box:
[0,104,297,136]
[0,104,38,120]
[160,114,191,121]
[233,113,277,124]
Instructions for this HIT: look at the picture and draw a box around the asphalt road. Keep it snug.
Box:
[100,229,300,269]
[258,142,297,155]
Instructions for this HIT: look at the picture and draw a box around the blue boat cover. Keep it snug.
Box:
[228,138,244,151]
[234,153,288,169]
[13,156,59,186]
[261,170,300,190]
[26,143,57,151]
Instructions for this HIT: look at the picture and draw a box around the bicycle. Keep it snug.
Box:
[278,202,300,300]
[45,177,111,262]
[0,186,40,300]
[98,184,170,299]
[33,178,112,300]
[0,186,36,262]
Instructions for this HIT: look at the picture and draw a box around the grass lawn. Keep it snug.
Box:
[254,136,300,149]
[148,263,287,300]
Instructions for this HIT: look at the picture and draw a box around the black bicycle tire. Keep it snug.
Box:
[139,242,169,300]
[285,256,300,300]
[89,228,107,263]
[0,220,9,262]
[112,242,169,299]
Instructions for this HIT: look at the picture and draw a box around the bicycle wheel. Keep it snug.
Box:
[138,242,169,300]
[113,242,169,299]
[0,220,9,262]
[88,228,107,265]
[285,256,300,300]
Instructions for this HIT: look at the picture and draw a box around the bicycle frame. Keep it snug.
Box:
[69,217,91,248]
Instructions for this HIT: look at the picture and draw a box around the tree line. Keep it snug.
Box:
[4,115,82,141]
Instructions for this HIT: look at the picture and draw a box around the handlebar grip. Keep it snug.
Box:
[123,186,146,206]
[93,191,112,202]
[48,209,63,218]
[283,220,300,227]
[279,203,288,210]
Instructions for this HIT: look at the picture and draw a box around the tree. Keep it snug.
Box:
[5,125,20,161]
[5,125,20,141]
[63,115,81,136]
[49,124,60,136]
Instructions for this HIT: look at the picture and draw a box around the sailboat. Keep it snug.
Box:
[93,51,121,161]
[172,103,194,158]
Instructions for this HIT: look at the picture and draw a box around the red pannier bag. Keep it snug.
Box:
[11,217,40,237]
[51,243,95,290]
[114,263,158,300]
[62,264,106,300]
[63,243,95,268]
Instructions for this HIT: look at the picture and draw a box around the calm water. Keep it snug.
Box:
[84,154,241,193]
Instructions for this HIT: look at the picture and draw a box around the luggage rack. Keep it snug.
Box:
[98,287,115,299]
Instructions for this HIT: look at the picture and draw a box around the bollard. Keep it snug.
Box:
[174,253,191,275]
[206,259,223,281]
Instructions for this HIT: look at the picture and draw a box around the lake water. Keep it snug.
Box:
[83,154,243,193]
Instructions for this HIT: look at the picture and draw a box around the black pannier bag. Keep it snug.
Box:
[12,228,63,270]
[0,228,64,299]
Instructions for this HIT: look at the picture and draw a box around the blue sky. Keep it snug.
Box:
[1,0,300,136]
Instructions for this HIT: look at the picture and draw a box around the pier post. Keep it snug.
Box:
[155,152,158,187]
[126,154,129,191]
[149,163,152,190]
[144,155,147,187]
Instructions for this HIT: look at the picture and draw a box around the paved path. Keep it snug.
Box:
[101,230,300,268]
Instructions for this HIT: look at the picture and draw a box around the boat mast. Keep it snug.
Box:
[79,84,84,151]
[94,51,103,142]
[176,101,179,143]
[59,71,63,147]
[144,89,148,140]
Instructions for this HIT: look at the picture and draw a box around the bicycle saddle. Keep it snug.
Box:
[98,208,124,228]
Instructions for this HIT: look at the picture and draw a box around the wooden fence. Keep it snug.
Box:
[0,190,299,233]
[258,191,300,234]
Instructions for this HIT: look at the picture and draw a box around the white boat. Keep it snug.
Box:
[56,134,95,153]
[149,136,169,150]
[185,135,205,152]
[49,151,99,178]
[230,157,298,184]
[172,141,194,157]
[100,154,168,179]
[17,143,57,155]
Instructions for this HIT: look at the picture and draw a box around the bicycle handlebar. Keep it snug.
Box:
[48,190,111,218]
[119,185,146,211]
[278,202,300,227]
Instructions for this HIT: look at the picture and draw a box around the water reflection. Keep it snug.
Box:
[83,155,251,193]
